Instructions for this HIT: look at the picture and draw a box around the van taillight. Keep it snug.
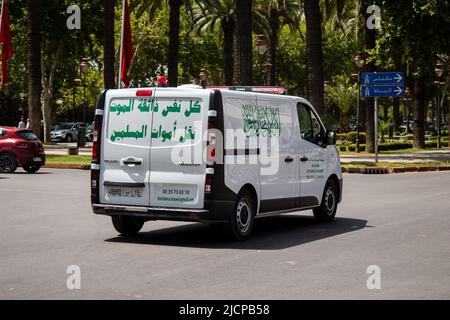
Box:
[136,90,153,97]
[208,146,216,163]
[92,114,102,163]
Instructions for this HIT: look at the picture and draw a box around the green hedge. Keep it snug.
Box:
[337,132,366,144]
[339,141,448,152]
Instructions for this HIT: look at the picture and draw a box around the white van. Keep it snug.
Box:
[91,87,343,240]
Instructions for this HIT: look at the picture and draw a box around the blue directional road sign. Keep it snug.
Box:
[362,85,404,97]
[361,72,404,85]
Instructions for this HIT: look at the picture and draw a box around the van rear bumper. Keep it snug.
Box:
[92,204,229,223]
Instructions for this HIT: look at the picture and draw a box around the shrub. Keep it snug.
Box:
[337,131,366,144]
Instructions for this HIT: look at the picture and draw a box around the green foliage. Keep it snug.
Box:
[327,74,356,113]
[337,131,366,144]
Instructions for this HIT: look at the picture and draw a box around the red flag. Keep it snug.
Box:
[120,0,133,88]
[0,0,13,86]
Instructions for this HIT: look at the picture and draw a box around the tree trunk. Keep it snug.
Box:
[104,0,115,89]
[363,0,376,153]
[448,59,450,144]
[393,98,401,132]
[268,9,278,86]
[222,19,234,86]
[41,42,63,144]
[413,76,425,148]
[235,0,253,86]
[340,112,350,133]
[168,0,182,87]
[27,0,42,139]
[304,0,324,115]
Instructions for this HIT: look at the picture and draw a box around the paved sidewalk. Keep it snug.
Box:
[340,149,450,163]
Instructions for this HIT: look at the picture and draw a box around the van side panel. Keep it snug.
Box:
[221,91,261,211]
[256,95,300,212]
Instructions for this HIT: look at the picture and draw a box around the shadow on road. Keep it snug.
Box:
[10,171,53,175]
[105,215,368,250]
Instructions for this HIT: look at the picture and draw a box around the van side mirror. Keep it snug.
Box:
[327,130,337,145]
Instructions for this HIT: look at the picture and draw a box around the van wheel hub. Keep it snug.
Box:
[325,188,336,215]
[236,199,251,233]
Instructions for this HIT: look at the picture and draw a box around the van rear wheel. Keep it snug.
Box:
[313,179,338,223]
[226,190,255,241]
[111,216,144,236]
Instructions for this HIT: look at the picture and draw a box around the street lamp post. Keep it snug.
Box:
[199,68,207,89]
[403,87,412,133]
[256,35,268,85]
[73,78,82,122]
[80,58,90,123]
[263,62,273,86]
[434,62,444,149]
[354,51,364,153]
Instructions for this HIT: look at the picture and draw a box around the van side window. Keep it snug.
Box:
[297,103,325,146]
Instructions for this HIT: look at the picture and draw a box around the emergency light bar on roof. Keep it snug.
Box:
[207,86,285,95]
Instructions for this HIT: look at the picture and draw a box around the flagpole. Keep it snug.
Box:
[117,0,125,89]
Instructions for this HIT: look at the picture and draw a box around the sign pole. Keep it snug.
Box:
[374,97,378,163]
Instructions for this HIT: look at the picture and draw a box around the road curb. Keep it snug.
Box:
[342,165,450,174]
[43,164,91,170]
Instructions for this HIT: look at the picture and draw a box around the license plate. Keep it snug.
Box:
[107,187,143,198]
[33,157,42,162]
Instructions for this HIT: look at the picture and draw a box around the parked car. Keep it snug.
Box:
[0,127,46,173]
[91,87,343,240]
[51,122,87,142]
[85,123,94,142]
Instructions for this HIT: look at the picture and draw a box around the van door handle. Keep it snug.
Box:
[300,156,309,162]
[121,157,143,167]
[285,156,294,163]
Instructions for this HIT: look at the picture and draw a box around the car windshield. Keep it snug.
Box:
[52,123,73,130]
[16,130,38,141]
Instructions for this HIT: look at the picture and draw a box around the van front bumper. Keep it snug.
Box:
[92,204,229,223]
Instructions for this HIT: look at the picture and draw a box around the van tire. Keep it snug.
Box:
[313,179,338,223]
[111,216,144,236]
[226,190,255,241]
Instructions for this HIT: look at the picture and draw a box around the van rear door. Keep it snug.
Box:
[148,88,209,209]
[100,89,155,207]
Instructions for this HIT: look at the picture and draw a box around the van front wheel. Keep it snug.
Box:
[111,216,144,236]
[313,180,338,223]
[227,190,255,241]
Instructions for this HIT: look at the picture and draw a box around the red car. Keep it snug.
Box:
[0,126,46,173]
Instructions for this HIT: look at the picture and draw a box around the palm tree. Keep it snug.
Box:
[190,0,235,85]
[104,0,115,89]
[255,0,301,86]
[27,0,42,138]
[304,0,324,115]
[235,0,253,86]
[327,75,356,133]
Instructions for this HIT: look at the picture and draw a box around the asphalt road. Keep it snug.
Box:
[0,169,449,299]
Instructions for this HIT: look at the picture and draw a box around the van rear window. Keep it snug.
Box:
[16,130,38,141]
